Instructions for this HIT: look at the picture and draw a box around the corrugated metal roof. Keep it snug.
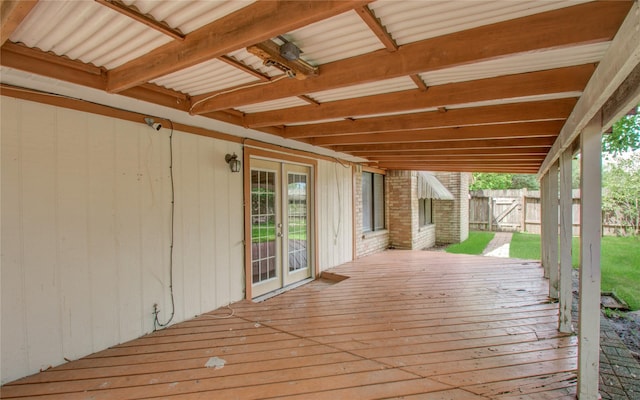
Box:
[151,59,258,96]
[9,0,256,69]
[285,10,385,66]
[308,77,417,103]
[124,0,256,35]
[235,97,309,114]
[369,0,591,46]
[420,42,608,86]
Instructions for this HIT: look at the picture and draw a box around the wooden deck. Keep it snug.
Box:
[1,251,578,399]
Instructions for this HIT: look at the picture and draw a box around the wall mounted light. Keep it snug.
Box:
[225,153,241,173]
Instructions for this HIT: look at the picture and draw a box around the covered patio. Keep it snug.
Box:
[1,251,577,399]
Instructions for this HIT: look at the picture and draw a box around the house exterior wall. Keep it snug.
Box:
[434,172,470,244]
[387,171,436,250]
[354,169,389,258]
[317,159,353,270]
[0,97,357,384]
[0,98,245,384]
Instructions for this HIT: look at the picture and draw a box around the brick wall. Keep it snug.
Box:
[434,172,471,244]
[354,168,389,258]
[387,171,436,250]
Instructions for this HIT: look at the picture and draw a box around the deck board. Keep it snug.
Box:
[1,251,578,399]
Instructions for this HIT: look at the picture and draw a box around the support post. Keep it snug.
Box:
[577,113,602,399]
[540,172,549,278]
[559,149,573,333]
[548,161,559,299]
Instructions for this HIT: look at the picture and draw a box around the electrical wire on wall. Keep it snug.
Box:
[332,158,351,245]
[152,119,176,331]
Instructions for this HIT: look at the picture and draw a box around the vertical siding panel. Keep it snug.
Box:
[214,142,231,306]
[87,115,119,352]
[20,102,63,372]
[177,133,201,318]
[227,144,244,302]
[57,109,92,359]
[1,99,247,383]
[140,126,166,333]
[198,138,216,311]
[114,119,143,342]
[1,98,29,382]
[317,160,353,271]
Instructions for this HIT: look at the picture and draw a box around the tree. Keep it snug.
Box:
[602,105,640,154]
[602,152,640,235]
[470,173,539,190]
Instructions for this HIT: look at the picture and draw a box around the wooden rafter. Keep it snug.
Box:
[106,1,371,93]
[332,137,555,153]
[283,98,577,138]
[189,1,630,114]
[410,74,428,91]
[0,0,38,46]
[218,55,270,82]
[367,154,546,162]
[311,120,563,146]
[358,147,552,158]
[94,0,185,40]
[356,5,397,51]
[244,65,594,128]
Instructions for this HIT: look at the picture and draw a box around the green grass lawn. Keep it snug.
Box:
[445,231,495,255]
[510,232,640,310]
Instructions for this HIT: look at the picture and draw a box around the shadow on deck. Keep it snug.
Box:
[1,251,577,399]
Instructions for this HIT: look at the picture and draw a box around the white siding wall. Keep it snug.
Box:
[316,159,353,270]
[1,98,245,384]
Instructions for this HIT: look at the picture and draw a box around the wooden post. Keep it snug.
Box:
[548,161,559,299]
[540,173,549,278]
[578,113,602,399]
[559,149,573,332]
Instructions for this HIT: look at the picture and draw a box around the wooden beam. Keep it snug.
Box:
[601,60,640,132]
[539,1,640,176]
[376,164,539,173]
[577,113,602,399]
[558,148,573,333]
[243,65,594,127]
[190,1,629,113]
[283,98,577,138]
[218,55,270,81]
[367,154,546,160]
[410,74,428,91]
[0,43,284,136]
[311,120,563,146]
[106,1,370,93]
[353,147,551,157]
[0,0,38,46]
[356,5,397,51]
[332,137,555,153]
[94,0,185,40]
[246,39,318,80]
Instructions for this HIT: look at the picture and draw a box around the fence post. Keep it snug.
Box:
[488,196,493,231]
[521,189,527,232]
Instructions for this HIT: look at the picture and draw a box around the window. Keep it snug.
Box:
[419,198,433,226]
[362,172,385,232]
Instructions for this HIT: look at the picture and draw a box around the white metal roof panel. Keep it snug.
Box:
[124,0,256,34]
[9,0,257,69]
[235,97,309,114]
[10,1,170,69]
[419,42,608,86]
[308,77,417,103]
[285,10,385,66]
[369,0,591,46]
[151,59,259,96]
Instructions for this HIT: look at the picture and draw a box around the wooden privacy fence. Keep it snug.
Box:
[469,189,631,236]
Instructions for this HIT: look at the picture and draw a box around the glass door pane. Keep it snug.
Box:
[283,164,311,286]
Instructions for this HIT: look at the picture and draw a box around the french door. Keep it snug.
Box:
[250,159,312,298]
